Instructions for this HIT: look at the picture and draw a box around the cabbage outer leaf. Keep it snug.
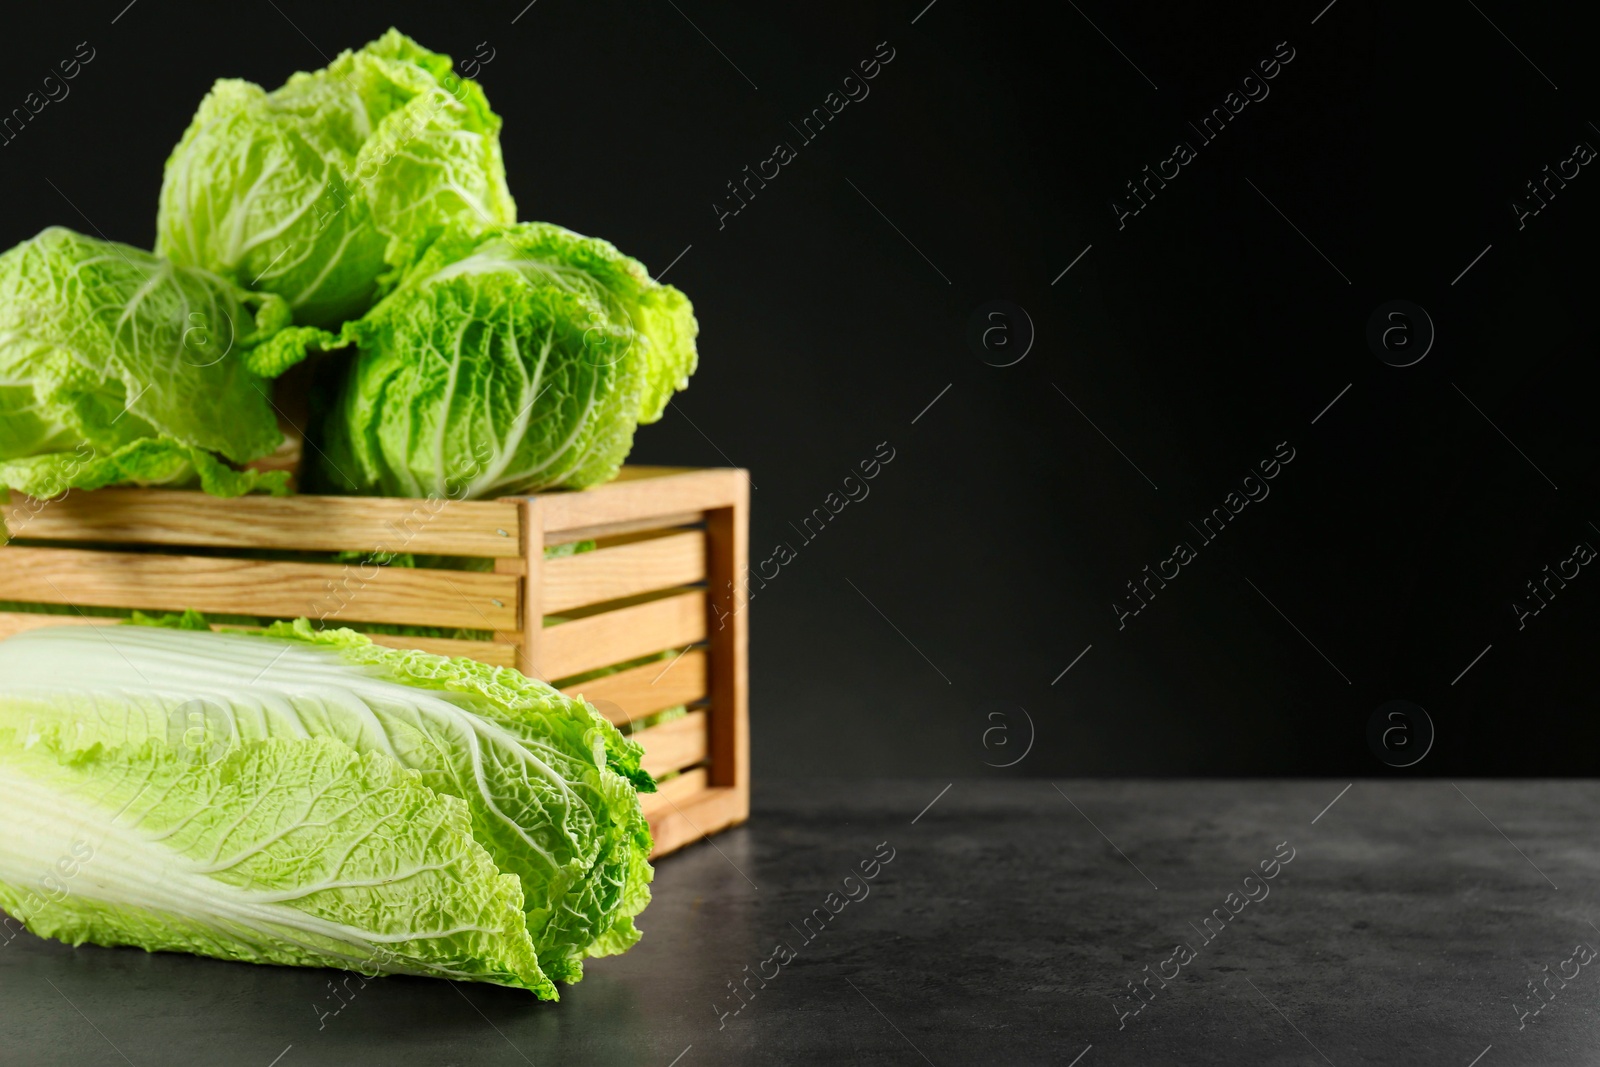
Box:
[0,620,653,983]
[156,29,516,329]
[0,731,553,995]
[0,228,298,496]
[0,437,289,499]
[307,222,698,499]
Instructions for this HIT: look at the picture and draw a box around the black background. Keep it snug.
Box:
[2,1,1595,777]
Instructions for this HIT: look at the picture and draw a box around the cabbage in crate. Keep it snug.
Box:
[0,618,655,996]
[157,29,516,329]
[304,222,698,499]
[0,227,307,498]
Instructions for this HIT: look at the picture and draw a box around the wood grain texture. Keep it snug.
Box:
[0,546,520,630]
[705,484,750,828]
[646,786,749,859]
[558,647,707,725]
[541,530,707,614]
[530,468,747,535]
[216,626,522,669]
[637,767,709,819]
[497,497,542,681]
[359,633,519,667]
[610,466,701,482]
[3,490,522,557]
[540,589,707,682]
[635,710,708,779]
[543,511,703,547]
[0,611,107,640]
[0,613,520,668]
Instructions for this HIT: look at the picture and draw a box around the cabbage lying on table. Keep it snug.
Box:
[0,618,655,996]
[0,732,547,989]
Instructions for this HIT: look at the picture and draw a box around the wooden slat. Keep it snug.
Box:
[360,633,518,668]
[0,611,107,640]
[610,466,701,482]
[647,786,748,858]
[0,613,520,669]
[540,590,706,682]
[207,624,523,669]
[541,530,706,614]
[636,710,708,779]
[543,511,703,547]
[558,648,707,725]
[638,767,709,819]
[0,546,519,630]
[3,490,523,558]
[706,492,750,815]
[531,468,748,536]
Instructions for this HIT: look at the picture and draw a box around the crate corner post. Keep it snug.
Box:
[495,495,544,681]
[706,469,751,828]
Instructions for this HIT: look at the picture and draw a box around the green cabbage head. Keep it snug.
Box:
[156,29,516,330]
[0,616,656,994]
[0,227,308,498]
[304,222,698,499]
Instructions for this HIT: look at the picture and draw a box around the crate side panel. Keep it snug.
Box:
[637,768,709,819]
[540,590,706,682]
[558,648,707,724]
[4,491,523,557]
[0,613,519,668]
[0,546,519,630]
[213,626,520,668]
[0,612,106,639]
[533,469,746,535]
[351,633,519,667]
[543,511,704,547]
[541,530,707,614]
[635,710,709,779]
[647,786,748,859]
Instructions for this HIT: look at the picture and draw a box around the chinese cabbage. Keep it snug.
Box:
[0,620,654,989]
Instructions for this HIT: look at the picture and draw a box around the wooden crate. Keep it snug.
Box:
[0,466,750,858]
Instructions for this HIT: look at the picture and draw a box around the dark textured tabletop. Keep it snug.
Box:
[4,779,1599,1066]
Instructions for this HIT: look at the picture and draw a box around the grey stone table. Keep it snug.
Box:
[3,780,1599,1066]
